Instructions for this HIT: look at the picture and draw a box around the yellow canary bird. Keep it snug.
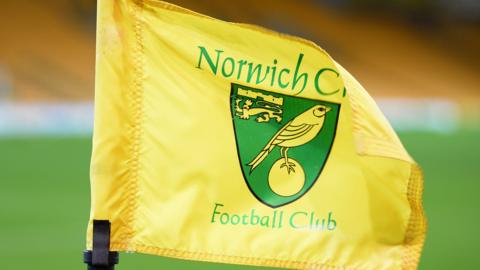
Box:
[248,105,331,174]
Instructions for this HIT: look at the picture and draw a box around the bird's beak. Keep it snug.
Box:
[326,107,331,113]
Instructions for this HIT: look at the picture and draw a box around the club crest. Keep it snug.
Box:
[230,83,340,208]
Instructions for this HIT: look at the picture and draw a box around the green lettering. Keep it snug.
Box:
[260,216,270,227]
[242,214,249,225]
[211,203,224,223]
[279,211,284,228]
[220,213,229,224]
[247,63,270,84]
[231,214,240,225]
[314,68,340,96]
[278,68,291,89]
[292,53,308,94]
[221,57,235,77]
[237,60,248,80]
[196,46,223,74]
[290,211,308,229]
[327,212,336,230]
[270,59,278,86]
[250,209,260,225]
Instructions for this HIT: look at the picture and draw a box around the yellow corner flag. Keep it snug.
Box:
[87,0,426,269]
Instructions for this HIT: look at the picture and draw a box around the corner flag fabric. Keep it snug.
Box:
[87,1,426,269]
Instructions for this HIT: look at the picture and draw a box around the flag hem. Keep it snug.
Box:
[121,0,146,248]
[108,242,357,270]
[401,164,427,269]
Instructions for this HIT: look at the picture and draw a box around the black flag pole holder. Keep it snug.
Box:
[83,220,119,270]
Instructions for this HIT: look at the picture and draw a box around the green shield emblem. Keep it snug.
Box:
[230,83,340,208]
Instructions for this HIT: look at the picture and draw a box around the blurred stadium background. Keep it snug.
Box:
[1,0,479,269]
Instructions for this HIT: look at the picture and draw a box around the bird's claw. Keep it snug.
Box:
[280,162,296,174]
[280,161,296,167]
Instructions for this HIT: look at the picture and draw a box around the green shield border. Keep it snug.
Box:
[230,83,340,208]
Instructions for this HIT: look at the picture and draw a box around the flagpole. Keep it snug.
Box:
[83,220,119,270]
[83,250,119,270]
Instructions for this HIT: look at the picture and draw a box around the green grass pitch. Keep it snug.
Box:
[1,131,479,269]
